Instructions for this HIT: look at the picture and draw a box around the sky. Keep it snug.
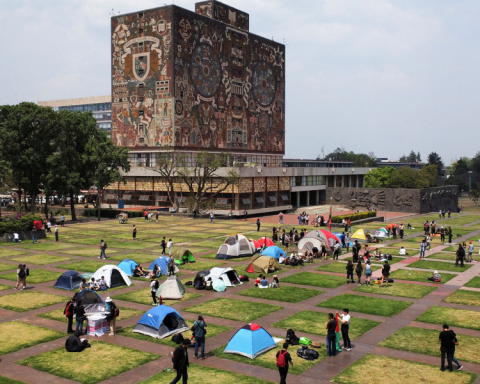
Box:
[1,0,479,165]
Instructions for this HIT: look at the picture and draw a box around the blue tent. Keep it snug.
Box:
[53,270,83,291]
[148,257,171,276]
[224,323,277,359]
[212,279,226,292]
[260,246,286,260]
[118,259,138,276]
[132,305,190,339]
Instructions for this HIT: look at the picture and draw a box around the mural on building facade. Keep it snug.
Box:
[111,3,285,153]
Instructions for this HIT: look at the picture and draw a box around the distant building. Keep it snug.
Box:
[376,159,425,170]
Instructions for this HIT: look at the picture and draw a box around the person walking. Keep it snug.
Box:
[14,264,27,290]
[132,224,137,240]
[399,223,405,239]
[167,239,173,255]
[192,315,207,360]
[420,239,427,258]
[31,227,38,244]
[451,330,464,371]
[456,244,465,267]
[209,211,214,223]
[346,261,354,284]
[161,237,167,255]
[279,211,284,224]
[106,297,118,336]
[440,227,445,244]
[170,339,191,384]
[439,324,455,372]
[99,239,107,259]
[355,260,363,285]
[256,218,261,231]
[61,214,65,227]
[151,277,159,305]
[448,227,453,243]
[333,241,341,260]
[392,225,397,240]
[64,297,76,334]
[467,241,474,262]
[325,313,337,357]
[380,260,390,287]
[55,225,59,241]
[426,235,431,250]
[338,309,351,351]
[276,343,293,384]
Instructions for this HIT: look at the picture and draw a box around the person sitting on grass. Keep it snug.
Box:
[138,264,148,276]
[79,278,88,291]
[99,276,108,291]
[278,254,285,264]
[255,274,263,286]
[373,249,380,258]
[65,330,91,352]
[427,270,441,282]
[407,223,412,229]
[271,275,280,289]
[399,247,407,256]
[259,276,269,289]
[148,264,160,278]
[89,277,99,291]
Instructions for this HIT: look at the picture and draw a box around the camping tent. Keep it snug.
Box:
[206,267,242,287]
[156,275,185,300]
[249,239,261,251]
[298,230,332,254]
[91,265,132,288]
[174,249,195,265]
[246,255,281,274]
[132,305,189,339]
[212,279,226,292]
[224,323,277,359]
[117,259,138,276]
[74,289,106,315]
[257,237,274,248]
[319,229,341,245]
[216,234,256,260]
[373,228,390,240]
[196,269,211,280]
[351,229,372,243]
[148,257,179,276]
[260,246,286,260]
[53,270,83,291]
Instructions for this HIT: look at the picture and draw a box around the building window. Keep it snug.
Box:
[138,12,144,17]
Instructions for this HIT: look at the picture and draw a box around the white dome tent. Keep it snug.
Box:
[206,267,242,287]
[91,265,132,288]
[215,234,256,260]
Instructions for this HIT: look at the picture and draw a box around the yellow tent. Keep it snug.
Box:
[351,229,370,243]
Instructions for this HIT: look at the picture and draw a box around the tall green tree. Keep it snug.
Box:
[0,103,58,214]
[452,158,471,176]
[387,167,429,189]
[427,152,444,176]
[364,166,396,188]
[86,132,130,221]
[318,147,376,167]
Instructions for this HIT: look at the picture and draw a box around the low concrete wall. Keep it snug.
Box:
[0,229,47,242]
[326,186,459,214]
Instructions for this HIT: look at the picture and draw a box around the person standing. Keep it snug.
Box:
[276,343,293,384]
[60,214,65,227]
[352,240,359,263]
[256,218,261,231]
[439,324,454,372]
[448,227,453,243]
[170,339,191,384]
[14,264,26,290]
[380,260,390,287]
[161,237,167,255]
[364,261,372,285]
[155,210,159,222]
[64,298,76,334]
[243,210,248,220]
[399,223,405,239]
[420,239,427,258]
[426,235,431,250]
[392,225,397,240]
[31,227,38,244]
[440,227,445,244]
[229,210,233,220]
[132,224,137,240]
[297,214,302,226]
[347,218,351,232]
[448,210,451,219]
[346,261,354,284]
[355,260,363,285]
[209,211,214,223]
[168,257,176,276]
[439,209,442,218]
[144,209,149,221]
[192,315,207,360]
[345,232,350,253]
[99,239,107,259]
[47,220,52,233]
[451,330,464,371]
[338,309,351,351]
[75,302,86,334]
[456,244,465,267]
[167,239,173,255]
[333,241,341,260]
[467,241,474,262]
[106,297,118,336]
[325,313,337,357]
[55,225,59,241]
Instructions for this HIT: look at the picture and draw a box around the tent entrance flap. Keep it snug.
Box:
[110,269,125,288]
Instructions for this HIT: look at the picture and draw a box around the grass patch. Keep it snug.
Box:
[63,237,110,246]
[210,341,325,375]
[444,215,480,226]
[118,321,231,348]
[39,306,144,323]
[282,272,346,288]
[389,242,422,249]
[389,269,456,283]
[273,310,379,339]
[109,241,159,250]
[113,287,202,306]
[185,298,282,322]
[0,376,25,384]
[0,249,28,258]
[0,283,11,291]
[444,290,480,307]
[59,260,108,273]
[107,252,159,265]
[331,353,476,384]
[17,341,159,384]
[354,282,436,299]
[0,268,61,284]
[0,321,64,355]
[178,260,226,271]
[0,291,66,312]
[465,276,480,288]
[380,326,480,365]
[237,285,323,303]
[19,242,73,251]
[317,262,381,274]
[139,364,274,384]
[191,240,223,248]
[59,248,119,257]
[377,247,416,256]
[409,260,471,272]
[317,293,412,317]
[417,306,480,331]
[0,263,16,272]
[426,252,456,261]
[197,252,219,259]
[10,254,74,265]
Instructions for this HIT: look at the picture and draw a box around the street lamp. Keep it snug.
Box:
[468,171,473,191]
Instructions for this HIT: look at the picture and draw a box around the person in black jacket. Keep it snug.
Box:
[170,338,191,384]
[75,303,86,334]
[65,331,90,352]
[456,244,465,267]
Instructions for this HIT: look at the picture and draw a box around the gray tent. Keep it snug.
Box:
[156,275,185,300]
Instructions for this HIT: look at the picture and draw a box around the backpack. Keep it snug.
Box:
[297,345,319,361]
[355,265,363,274]
[387,254,393,261]
[63,301,73,316]
[25,267,29,277]
[185,281,193,286]
[240,275,249,282]
[19,269,26,278]
[286,329,299,345]
[104,242,108,249]
[171,333,184,344]
[299,337,311,346]
[276,350,287,368]
[114,307,120,317]
[154,280,160,289]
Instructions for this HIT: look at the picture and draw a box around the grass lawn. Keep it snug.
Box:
[315,262,379,274]
[0,263,16,272]
[465,276,480,288]
[444,290,480,307]
[118,321,231,348]
[273,310,379,339]
[236,285,323,303]
[210,341,325,375]
[417,306,480,331]
[426,252,456,261]
[0,283,11,291]
[389,269,456,284]
[39,306,144,323]
[444,215,480,226]
[380,326,480,365]
[20,242,74,251]
[63,237,110,246]
[59,260,109,273]
[59,248,119,257]
[377,247,415,256]
[0,377,25,384]
[139,364,274,384]
[191,240,223,248]
[0,291,66,312]
[0,249,28,258]
[317,294,412,317]
[178,260,226,271]
[185,298,282,322]
[354,282,436,299]
[282,272,346,288]
[17,341,159,384]
[0,268,61,284]
[107,252,159,265]
[408,260,471,272]
[113,287,202,306]
[0,321,64,355]
[197,252,220,259]
[106,241,159,250]
[10,254,74,265]
[331,353,476,384]
[389,242,422,249]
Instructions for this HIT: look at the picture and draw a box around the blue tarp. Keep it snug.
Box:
[148,257,171,276]
[212,279,226,292]
[224,324,277,359]
[53,270,83,291]
[260,246,286,260]
[117,259,138,276]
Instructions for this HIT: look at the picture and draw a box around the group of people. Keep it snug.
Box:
[80,276,108,291]
[455,241,476,267]
[278,251,310,266]
[255,274,280,288]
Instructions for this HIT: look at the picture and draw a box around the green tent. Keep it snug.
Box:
[174,248,196,265]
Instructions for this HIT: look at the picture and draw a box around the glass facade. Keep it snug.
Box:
[290,176,326,187]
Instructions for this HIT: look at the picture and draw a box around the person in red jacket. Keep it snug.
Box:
[64,297,76,334]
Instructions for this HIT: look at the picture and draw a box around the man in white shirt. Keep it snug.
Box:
[13,233,21,242]
[338,309,351,351]
[167,239,173,254]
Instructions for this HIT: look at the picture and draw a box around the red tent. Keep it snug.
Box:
[257,237,274,248]
[246,263,255,273]
[319,230,340,244]
[249,239,261,250]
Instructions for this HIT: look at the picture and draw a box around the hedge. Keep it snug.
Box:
[82,209,145,219]
[331,211,377,223]
[0,214,44,233]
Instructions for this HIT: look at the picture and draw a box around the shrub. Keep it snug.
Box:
[82,209,144,218]
[0,213,44,233]
[331,211,376,223]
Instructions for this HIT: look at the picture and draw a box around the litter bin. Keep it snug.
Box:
[118,200,125,209]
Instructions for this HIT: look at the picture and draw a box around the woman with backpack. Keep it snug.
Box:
[276,343,293,384]
[151,276,160,305]
[192,315,207,360]
[105,297,118,336]
[14,264,27,290]
[355,260,363,285]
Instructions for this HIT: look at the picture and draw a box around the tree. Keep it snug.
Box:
[176,152,239,213]
[0,103,58,214]
[364,166,396,188]
[469,189,480,206]
[472,152,480,173]
[418,164,439,187]
[318,147,376,167]
[387,167,429,189]
[451,157,471,176]
[427,152,444,176]
[86,131,130,221]
[417,152,422,162]
[399,150,420,163]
